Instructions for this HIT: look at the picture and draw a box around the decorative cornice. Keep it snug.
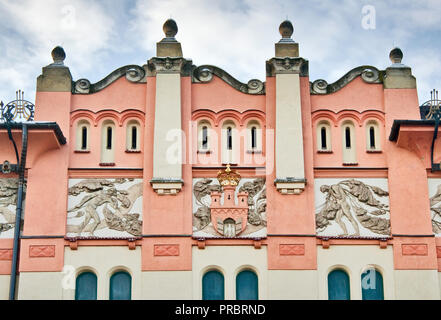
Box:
[192,65,265,95]
[266,57,309,77]
[310,65,383,95]
[147,57,193,76]
[73,65,146,94]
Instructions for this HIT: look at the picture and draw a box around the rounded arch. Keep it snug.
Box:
[360,264,384,300]
[201,267,225,301]
[75,269,98,300]
[109,270,132,300]
[360,111,385,124]
[120,110,145,126]
[76,266,99,278]
[71,112,96,127]
[96,112,121,127]
[337,113,362,127]
[236,268,259,300]
[327,267,351,300]
[192,110,217,126]
[312,112,338,127]
[241,111,266,127]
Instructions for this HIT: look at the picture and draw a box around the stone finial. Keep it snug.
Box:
[163,19,178,38]
[275,19,298,57]
[279,20,294,39]
[51,46,66,65]
[389,47,403,64]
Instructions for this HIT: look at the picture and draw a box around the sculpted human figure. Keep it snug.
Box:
[68,187,118,235]
[320,184,360,236]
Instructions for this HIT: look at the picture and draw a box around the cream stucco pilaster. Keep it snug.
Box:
[147,29,192,195]
[267,30,309,195]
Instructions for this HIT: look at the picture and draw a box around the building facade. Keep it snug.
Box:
[0,19,441,300]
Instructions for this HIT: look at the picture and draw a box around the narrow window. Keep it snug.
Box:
[203,271,224,300]
[361,268,384,300]
[106,127,112,150]
[81,126,88,150]
[369,127,375,149]
[236,270,258,300]
[328,269,350,300]
[251,126,257,149]
[110,271,132,300]
[345,127,351,149]
[321,127,327,150]
[202,126,208,149]
[75,272,97,300]
[131,126,137,150]
[227,127,233,150]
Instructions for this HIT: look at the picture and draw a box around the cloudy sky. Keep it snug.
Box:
[0,0,440,104]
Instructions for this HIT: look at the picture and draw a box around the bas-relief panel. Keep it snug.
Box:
[315,178,390,237]
[66,178,143,238]
[192,178,267,238]
[0,178,23,239]
[428,179,441,236]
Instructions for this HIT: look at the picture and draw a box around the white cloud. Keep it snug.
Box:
[0,0,439,105]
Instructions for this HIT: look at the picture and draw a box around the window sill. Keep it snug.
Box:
[317,150,333,154]
[366,150,382,153]
[74,150,90,153]
[99,163,115,167]
[246,150,262,154]
[125,150,141,153]
[342,163,358,166]
[197,150,212,154]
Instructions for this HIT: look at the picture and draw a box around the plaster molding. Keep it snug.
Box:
[150,179,184,195]
[147,57,192,76]
[310,66,382,95]
[266,57,309,77]
[192,65,265,95]
[73,65,146,94]
[274,178,307,195]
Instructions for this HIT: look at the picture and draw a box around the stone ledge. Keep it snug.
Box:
[150,178,184,195]
[274,178,306,195]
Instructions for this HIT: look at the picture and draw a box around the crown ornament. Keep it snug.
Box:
[217,164,241,186]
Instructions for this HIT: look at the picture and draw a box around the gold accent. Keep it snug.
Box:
[217,164,241,186]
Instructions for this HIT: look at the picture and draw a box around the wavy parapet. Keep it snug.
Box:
[310,66,383,95]
[72,65,146,94]
[192,65,265,95]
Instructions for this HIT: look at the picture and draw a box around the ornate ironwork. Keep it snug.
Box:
[420,89,441,120]
[420,90,441,171]
[0,90,34,123]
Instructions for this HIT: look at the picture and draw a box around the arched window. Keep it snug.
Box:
[126,120,141,151]
[236,270,258,300]
[198,120,212,151]
[246,121,262,152]
[202,270,224,300]
[101,120,115,164]
[366,120,381,151]
[76,120,90,151]
[342,121,356,164]
[328,269,350,300]
[222,121,237,164]
[361,268,384,300]
[317,121,331,152]
[75,271,97,300]
[110,271,132,300]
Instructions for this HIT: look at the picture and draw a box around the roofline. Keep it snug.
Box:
[389,119,435,142]
[0,121,66,145]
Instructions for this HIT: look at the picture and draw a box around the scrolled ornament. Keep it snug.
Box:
[75,79,91,94]
[311,79,328,94]
[126,66,145,83]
